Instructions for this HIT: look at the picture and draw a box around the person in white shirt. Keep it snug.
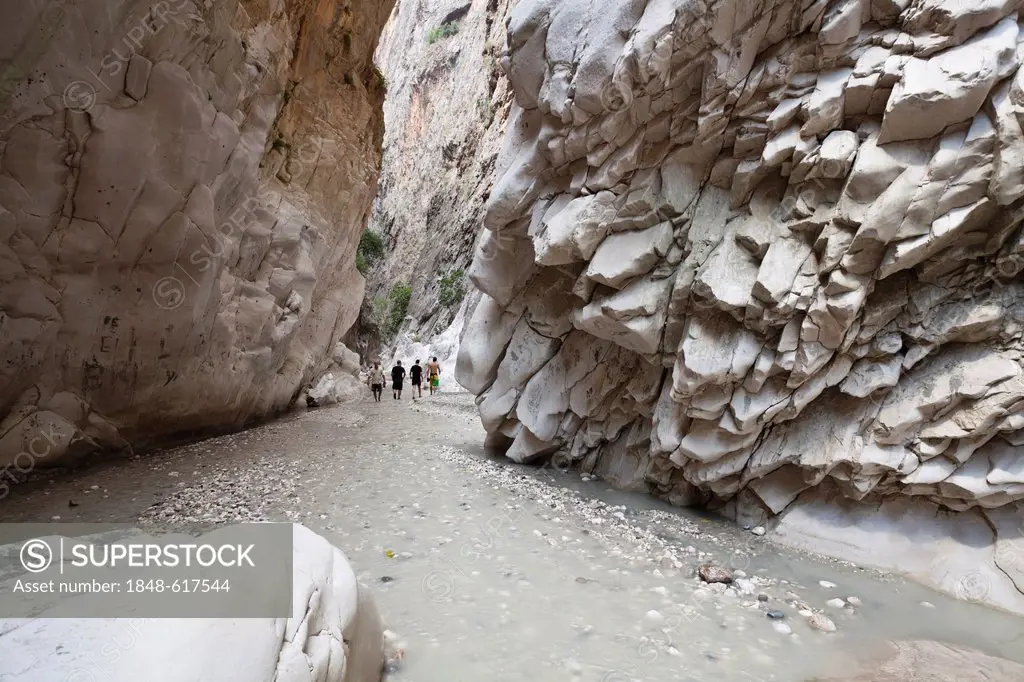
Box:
[366,362,385,402]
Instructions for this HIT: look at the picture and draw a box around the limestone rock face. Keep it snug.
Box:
[459,0,1024,611]
[0,525,385,682]
[351,0,516,355]
[0,0,393,464]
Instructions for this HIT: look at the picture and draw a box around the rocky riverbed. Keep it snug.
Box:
[2,391,1023,681]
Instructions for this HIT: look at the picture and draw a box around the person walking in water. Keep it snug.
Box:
[391,360,407,400]
[427,357,441,396]
[410,359,424,399]
[367,362,385,402]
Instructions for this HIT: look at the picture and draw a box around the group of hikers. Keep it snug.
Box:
[365,358,441,402]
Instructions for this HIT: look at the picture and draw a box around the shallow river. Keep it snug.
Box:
[2,390,1022,681]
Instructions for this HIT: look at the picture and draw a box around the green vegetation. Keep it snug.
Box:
[438,269,465,308]
[356,229,385,274]
[386,283,412,336]
[372,296,388,324]
[476,97,492,120]
[427,22,459,44]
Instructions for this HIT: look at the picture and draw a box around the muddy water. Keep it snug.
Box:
[1,391,1022,681]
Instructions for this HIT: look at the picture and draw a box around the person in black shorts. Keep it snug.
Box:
[391,360,406,400]
[367,361,385,402]
[410,359,423,399]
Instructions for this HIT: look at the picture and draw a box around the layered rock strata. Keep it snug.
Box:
[458,0,1024,611]
[0,0,392,466]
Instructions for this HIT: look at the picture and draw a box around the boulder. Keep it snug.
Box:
[0,525,384,682]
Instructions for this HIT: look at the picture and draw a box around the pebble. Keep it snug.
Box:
[751,526,766,536]
[826,598,846,609]
[699,565,734,584]
[383,630,405,673]
[772,621,792,635]
[819,580,837,589]
[645,610,665,624]
[806,613,837,633]
[846,596,862,607]
[766,610,786,620]
[734,578,756,596]
[758,594,769,602]
[921,601,935,608]
[380,576,395,583]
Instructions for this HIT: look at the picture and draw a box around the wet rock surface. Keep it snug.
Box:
[2,392,1023,681]
[816,640,1024,682]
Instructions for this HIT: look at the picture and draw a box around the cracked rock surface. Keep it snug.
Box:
[0,0,391,465]
[457,0,1024,612]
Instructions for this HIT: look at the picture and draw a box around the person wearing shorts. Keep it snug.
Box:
[391,360,406,400]
[410,359,423,399]
[367,362,385,402]
[427,357,441,396]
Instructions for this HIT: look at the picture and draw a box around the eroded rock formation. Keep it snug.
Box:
[350,0,515,355]
[1,524,385,682]
[458,0,1024,611]
[0,0,392,465]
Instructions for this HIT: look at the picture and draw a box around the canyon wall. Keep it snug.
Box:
[351,0,514,357]
[458,0,1024,612]
[0,0,392,466]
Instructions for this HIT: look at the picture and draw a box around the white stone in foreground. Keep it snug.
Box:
[0,525,384,682]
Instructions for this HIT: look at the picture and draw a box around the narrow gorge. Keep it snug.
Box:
[2,0,1024,680]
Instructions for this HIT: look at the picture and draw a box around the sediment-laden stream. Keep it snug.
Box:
[2,391,1022,681]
